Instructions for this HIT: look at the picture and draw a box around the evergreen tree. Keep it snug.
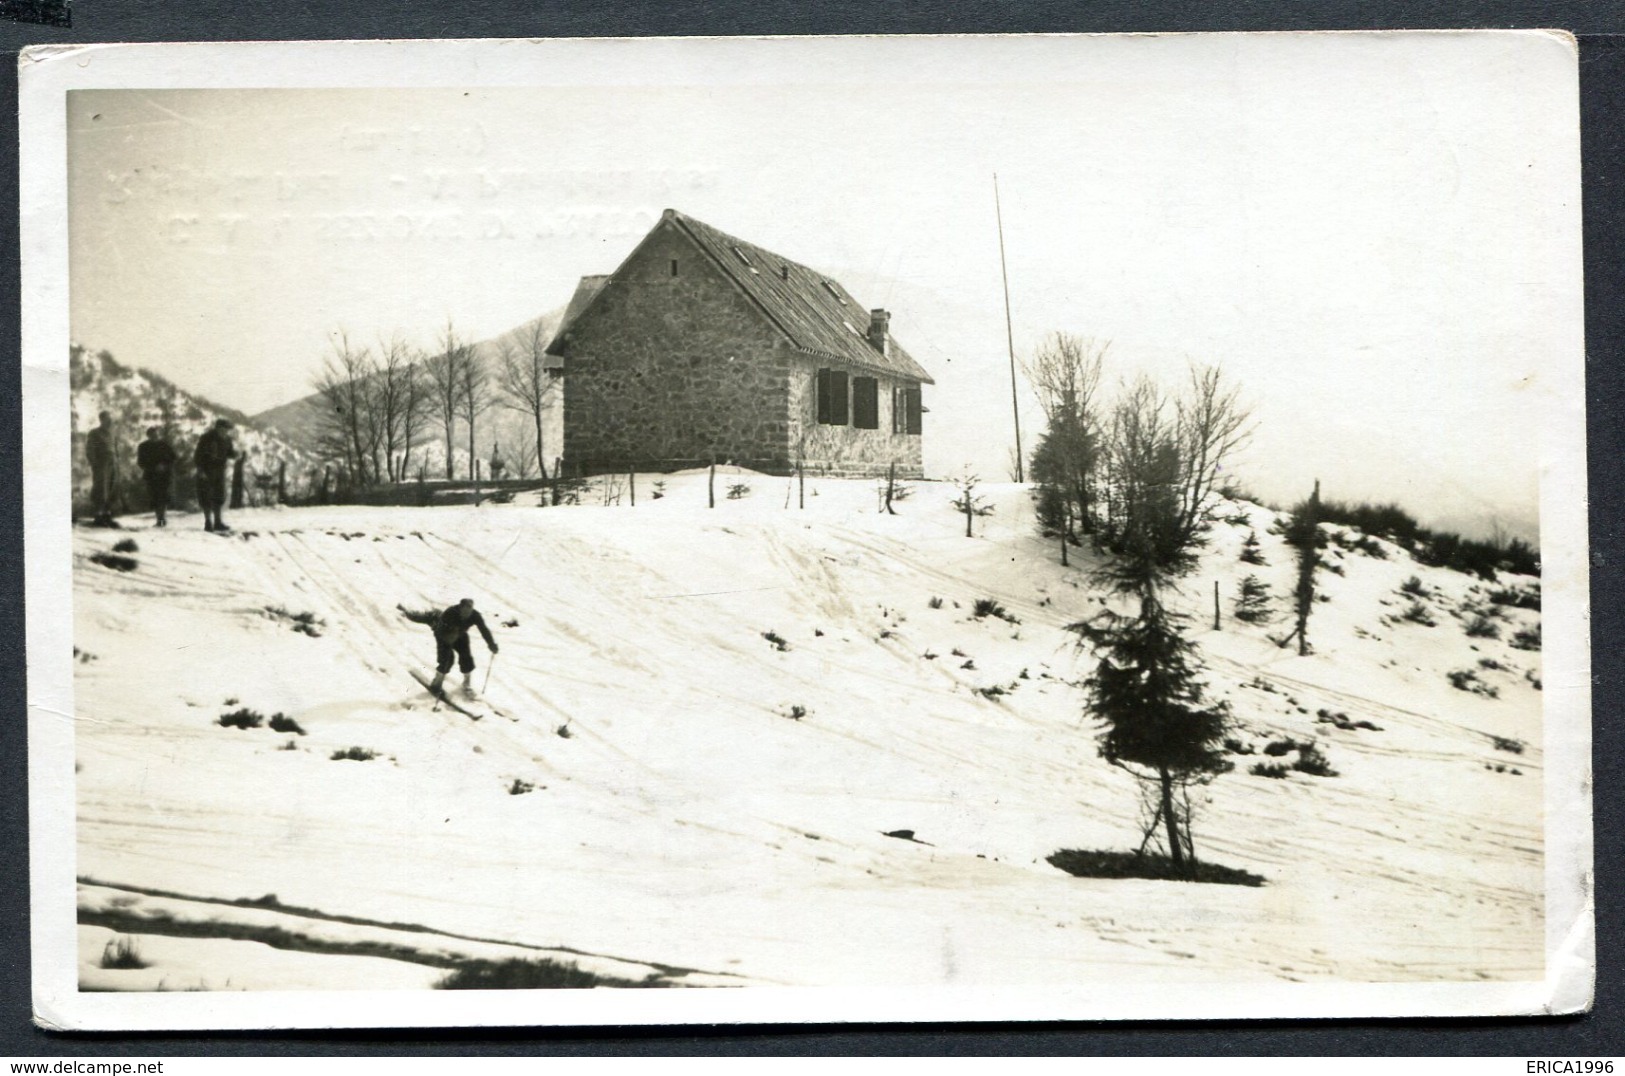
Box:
[1070,366,1249,878]
[1283,481,1323,654]
[1234,574,1273,623]
[1240,529,1266,565]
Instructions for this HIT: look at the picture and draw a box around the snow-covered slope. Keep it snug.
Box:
[70,474,1543,991]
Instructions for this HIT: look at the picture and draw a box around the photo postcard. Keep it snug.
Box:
[19,31,1594,1030]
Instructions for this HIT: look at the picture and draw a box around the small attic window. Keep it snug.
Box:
[731,245,751,266]
[823,280,846,303]
[670,259,679,277]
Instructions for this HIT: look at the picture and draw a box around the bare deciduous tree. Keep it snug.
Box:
[312,331,377,489]
[497,320,559,481]
[459,344,492,483]
[425,319,472,480]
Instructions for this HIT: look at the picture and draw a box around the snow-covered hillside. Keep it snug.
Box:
[70,345,318,511]
[70,473,1543,991]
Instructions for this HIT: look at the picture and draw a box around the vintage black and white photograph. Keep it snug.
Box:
[21,33,1591,1028]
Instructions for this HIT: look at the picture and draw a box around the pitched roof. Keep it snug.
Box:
[667,210,933,384]
[556,274,610,341]
[550,209,933,385]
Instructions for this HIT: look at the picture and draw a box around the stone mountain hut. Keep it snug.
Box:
[546,209,932,478]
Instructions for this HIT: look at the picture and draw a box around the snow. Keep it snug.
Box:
[70,472,1545,993]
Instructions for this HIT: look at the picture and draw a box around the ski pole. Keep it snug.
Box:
[482,649,498,695]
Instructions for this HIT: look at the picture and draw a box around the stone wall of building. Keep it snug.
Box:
[559,223,794,473]
[787,363,925,479]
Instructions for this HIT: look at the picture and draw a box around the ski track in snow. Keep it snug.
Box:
[70,478,1544,990]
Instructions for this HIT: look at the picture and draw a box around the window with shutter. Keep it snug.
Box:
[904,387,922,435]
[853,377,879,429]
[816,369,849,426]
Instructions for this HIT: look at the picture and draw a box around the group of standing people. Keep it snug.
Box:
[83,410,240,531]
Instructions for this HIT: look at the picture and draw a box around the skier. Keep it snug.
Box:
[399,598,499,699]
[137,426,177,527]
[84,410,117,526]
[193,418,238,532]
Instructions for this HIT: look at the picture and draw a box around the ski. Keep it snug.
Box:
[409,669,484,721]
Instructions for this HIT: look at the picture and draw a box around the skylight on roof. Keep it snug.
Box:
[823,280,846,304]
[731,245,752,266]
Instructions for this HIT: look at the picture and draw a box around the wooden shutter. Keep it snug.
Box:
[853,377,878,429]
[904,387,922,435]
[816,369,831,425]
[829,370,849,426]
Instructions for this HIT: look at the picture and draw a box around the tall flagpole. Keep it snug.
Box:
[994,173,1024,484]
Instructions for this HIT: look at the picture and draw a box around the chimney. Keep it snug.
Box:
[867,309,890,356]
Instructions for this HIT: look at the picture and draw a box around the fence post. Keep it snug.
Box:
[629,467,636,507]
[709,462,716,508]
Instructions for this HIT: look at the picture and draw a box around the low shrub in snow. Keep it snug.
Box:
[90,551,138,573]
[1510,624,1542,651]
[264,606,325,637]
[1291,742,1338,778]
[100,935,149,970]
[1223,737,1255,755]
[267,712,305,735]
[726,481,751,500]
[1489,585,1541,611]
[508,778,535,795]
[1465,615,1501,639]
[217,708,264,730]
[1447,669,1500,699]
[1400,575,1428,597]
[555,722,573,739]
[1262,737,1301,758]
[436,958,667,990]
[1047,849,1266,887]
[112,538,139,554]
[928,596,943,609]
[972,598,1018,624]
[1491,735,1526,755]
[1400,602,1436,627]
[1249,761,1291,779]
[761,630,790,651]
[330,746,378,762]
[786,704,807,720]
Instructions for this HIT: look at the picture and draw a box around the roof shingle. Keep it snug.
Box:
[666,210,933,384]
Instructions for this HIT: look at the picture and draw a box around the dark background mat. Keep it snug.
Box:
[0,1,1618,1057]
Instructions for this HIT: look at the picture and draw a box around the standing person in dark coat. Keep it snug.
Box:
[193,418,238,532]
[136,427,177,527]
[84,410,117,526]
[398,598,499,699]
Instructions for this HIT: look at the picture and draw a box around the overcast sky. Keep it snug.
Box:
[65,33,1579,537]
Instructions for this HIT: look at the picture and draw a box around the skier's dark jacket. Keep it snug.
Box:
[193,427,237,475]
[436,606,496,649]
[403,605,496,649]
[138,438,176,478]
